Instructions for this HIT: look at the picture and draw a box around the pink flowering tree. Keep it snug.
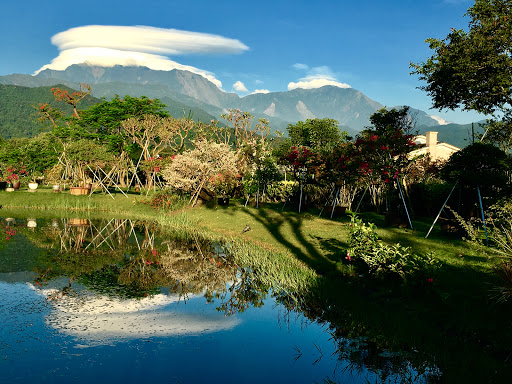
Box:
[162,139,240,205]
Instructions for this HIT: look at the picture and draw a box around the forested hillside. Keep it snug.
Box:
[0,84,221,139]
[417,122,486,149]
[0,84,99,139]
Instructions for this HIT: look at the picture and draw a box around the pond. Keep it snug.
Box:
[0,216,439,383]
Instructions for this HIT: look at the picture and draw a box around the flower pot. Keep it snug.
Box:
[70,186,91,195]
[52,184,61,193]
[68,218,89,226]
[28,182,38,191]
[0,181,6,190]
[12,181,20,190]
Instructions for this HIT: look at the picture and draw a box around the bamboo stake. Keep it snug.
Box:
[425,182,458,239]
[396,178,413,230]
[476,185,489,243]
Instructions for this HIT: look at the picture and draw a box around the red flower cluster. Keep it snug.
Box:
[5,227,16,240]
[283,146,313,171]
[1,165,28,183]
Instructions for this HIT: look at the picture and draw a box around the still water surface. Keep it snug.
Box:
[0,216,433,383]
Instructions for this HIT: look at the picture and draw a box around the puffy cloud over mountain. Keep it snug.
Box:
[288,65,351,91]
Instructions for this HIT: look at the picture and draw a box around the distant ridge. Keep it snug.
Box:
[0,63,483,145]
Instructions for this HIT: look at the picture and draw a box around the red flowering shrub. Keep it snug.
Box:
[282,145,314,179]
[1,165,28,183]
[352,107,417,186]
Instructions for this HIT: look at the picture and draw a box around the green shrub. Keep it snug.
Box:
[347,213,379,260]
[242,180,297,202]
[347,213,441,285]
[408,180,452,217]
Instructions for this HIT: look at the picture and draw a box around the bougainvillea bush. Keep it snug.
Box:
[281,145,314,179]
[1,164,28,184]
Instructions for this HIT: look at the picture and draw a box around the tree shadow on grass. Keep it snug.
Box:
[239,206,348,276]
[310,236,348,264]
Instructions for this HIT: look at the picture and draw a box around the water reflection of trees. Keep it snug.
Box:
[281,289,442,384]
[32,218,268,313]
[22,217,441,382]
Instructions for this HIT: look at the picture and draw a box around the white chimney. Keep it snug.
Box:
[425,131,438,160]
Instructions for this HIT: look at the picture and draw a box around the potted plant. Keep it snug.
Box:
[211,171,239,205]
[27,171,43,191]
[65,140,113,195]
[44,164,64,192]
[1,164,28,191]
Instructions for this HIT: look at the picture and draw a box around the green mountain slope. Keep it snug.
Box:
[0,84,221,139]
[416,122,486,148]
[0,66,486,145]
[0,84,99,139]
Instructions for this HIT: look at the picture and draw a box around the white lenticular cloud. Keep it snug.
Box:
[293,63,309,70]
[51,25,249,56]
[34,25,250,89]
[233,80,249,92]
[288,77,351,90]
[253,89,270,94]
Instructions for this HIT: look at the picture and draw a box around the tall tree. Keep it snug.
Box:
[410,0,512,149]
[75,95,169,153]
[287,118,345,152]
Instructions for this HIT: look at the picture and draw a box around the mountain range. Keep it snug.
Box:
[0,63,483,146]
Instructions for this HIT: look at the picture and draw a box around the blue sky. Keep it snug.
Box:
[1,0,483,124]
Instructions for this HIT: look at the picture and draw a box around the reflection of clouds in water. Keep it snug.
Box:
[37,287,239,345]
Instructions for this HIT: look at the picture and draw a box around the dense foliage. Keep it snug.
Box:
[440,142,511,190]
[411,0,512,151]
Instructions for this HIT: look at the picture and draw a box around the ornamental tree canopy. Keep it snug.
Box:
[411,0,512,116]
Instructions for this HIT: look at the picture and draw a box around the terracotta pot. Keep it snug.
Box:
[68,218,89,226]
[12,181,20,190]
[70,186,91,195]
